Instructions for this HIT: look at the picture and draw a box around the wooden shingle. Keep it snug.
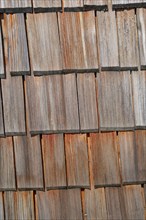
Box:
[0,193,4,220]
[84,0,108,9]
[1,76,26,135]
[33,0,61,12]
[26,13,62,74]
[36,189,82,220]
[0,0,32,13]
[137,9,146,69]
[42,134,66,189]
[64,0,83,9]
[132,71,146,128]
[117,10,138,70]
[0,25,4,77]
[0,137,15,190]
[84,189,107,219]
[97,71,134,130]
[90,132,120,187]
[113,0,146,9]
[58,11,98,72]
[77,73,98,131]
[119,131,146,184]
[14,135,44,190]
[4,191,34,219]
[65,134,90,187]
[0,88,4,136]
[97,11,119,70]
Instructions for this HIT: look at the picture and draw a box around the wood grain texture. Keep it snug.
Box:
[90,132,120,186]
[14,135,43,190]
[144,185,146,200]
[97,11,119,70]
[0,137,15,190]
[1,76,26,135]
[117,10,138,70]
[84,0,108,8]
[26,74,79,134]
[33,0,61,12]
[84,189,107,220]
[0,88,4,136]
[77,73,98,131]
[3,14,30,75]
[4,191,35,219]
[58,11,98,72]
[119,131,146,184]
[0,0,32,12]
[42,134,66,189]
[65,134,89,187]
[97,71,134,130]
[132,71,146,128]
[0,26,4,77]
[36,189,82,220]
[26,13,62,74]
[0,193,4,220]
[137,9,146,69]
[113,0,146,8]
[64,0,83,9]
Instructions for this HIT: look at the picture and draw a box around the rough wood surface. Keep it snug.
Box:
[132,71,146,128]
[1,76,26,135]
[36,189,82,220]
[117,10,138,70]
[0,193,4,220]
[65,134,89,187]
[0,137,15,190]
[0,0,32,12]
[137,9,146,69]
[42,134,66,188]
[14,135,43,190]
[64,0,83,9]
[77,73,98,131]
[33,0,61,11]
[4,191,35,219]
[84,189,107,220]
[97,11,119,70]
[26,13,62,74]
[84,0,108,8]
[3,14,30,75]
[97,71,134,130]
[90,132,120,186]
[0,26,4,77]
[113,0,146,8]
[119,131,146,184]
[0,88,4,136]
[58,11,98,72]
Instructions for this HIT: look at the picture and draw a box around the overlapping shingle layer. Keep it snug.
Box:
[0,0,145,219]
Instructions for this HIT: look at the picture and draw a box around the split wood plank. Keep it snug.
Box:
[26,13,62,74]
[65,134,90,187]
[42,134,66,189]
[132,71,146,128]
[0,193,4,220]
[84,189,107,220]
[14,135,44,190]
[84,0,108,9]
[4,191,35,219]
[58,11,98,72]
[90,132,121,187]
[0,87,4,136]
[77,73,98,131]
[36,189,82,220]
[64,0,83,9]
[113,0,146,9]
[33,0,61,12]
[0,0,32,12]
[3,14,30,75]
[137,9,146,69]
[0,25,4,77]
[97,71,134,130]
[26,74,79,134]
[117,10,138,70]
[0,137,15,190]
[1,76,26,135]
[97,11,119,70]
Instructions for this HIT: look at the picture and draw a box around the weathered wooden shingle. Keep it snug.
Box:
[132,71,146,128]
[97,11,119,70]
[33,0,61,12]
[137,8,146,69]
[97,71,134,130]
[90,132,120,186]
[26,13,62,74]
[65,134,89,187]
[3,14,29,75]
[119,131,146,184]
[42,134,66,189]
[117,10,138,70]
[58,11,98,72]
[14,135,44,190]
[64,0,83,9]
[1,76,26,135]
[0,25,4,77]
[84,189,107,219]
[113,0,146,9]
[0,87,4,136]
[0,0,32,12]
[4,191,34,219]
[36,189,82,220]
[0,193,4,220]
[77,73,98,131]
[0,137,15,190]
[84,0,108,9]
